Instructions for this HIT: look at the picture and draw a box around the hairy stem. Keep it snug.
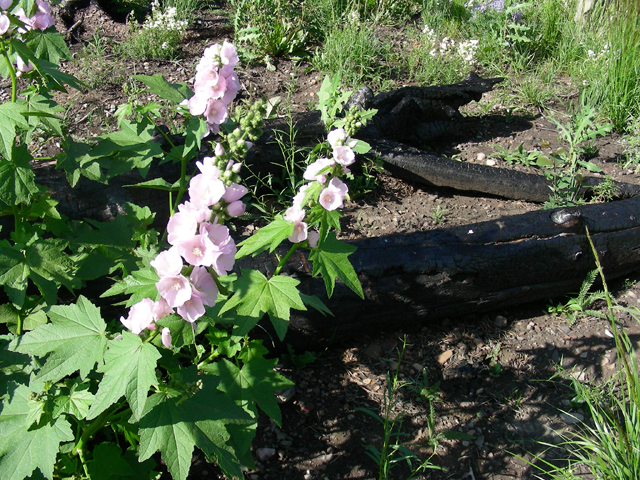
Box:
[0,41,17,102]
[273,243,300,276]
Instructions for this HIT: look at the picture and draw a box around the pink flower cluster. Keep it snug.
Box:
[284,128,356,244]
[0,0,55,72]
[187,40,240,136]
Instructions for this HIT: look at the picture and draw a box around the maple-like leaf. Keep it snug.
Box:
[52,380,94,420]
[0,383,74,480]
[88,332,161,422]
[309,232,363,298]
[202,357,293,426]
[236,216,293,258]
[101,266,160,306]
[138,375,250,480]
[220,270,306,340]
[8,296,107,383]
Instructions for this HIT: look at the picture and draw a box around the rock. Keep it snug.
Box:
[475,435,485,447]
[477,152,486,161]
[486,159,496,166]
[412,362,425,372]
[276,387,296,404]
[494,315,508,328]
[437,350,453,365]
[256,447,276,462]
[560,412,584,424]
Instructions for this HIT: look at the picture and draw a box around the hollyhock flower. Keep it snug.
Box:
[319,178,348,211]
[156,274,192,308]
[197,72,227,100]
[304,158,335,183]
[187,91,209,116]
[307,231,320,248]
[178,200,211,224]
[214,143,225,156]
[175,234,214,267]
[14,8,32,32]
[226,200,245,217]
[120,298,155,335]
[220,65,240,104]
[292,183,311,209]
[16,56,34,74]
[204,99,228,125]
[284,206,307,243]
[220,40,239,67]
[152,298,174,321]
[222,183,248,202]
[213,244,236,275]
[188,173,225,209]
[161,327,172,348]
[333,145,355,167]
[177,294,205,323]
[327,128,348,147]
[167,211,198,246]
[195,156,222,178]
[0,0,12,11]
[190,266,218,307]
[151,247,183,278]
[199,222,237,275]
[0,15,9,35]
[284,205,305,223]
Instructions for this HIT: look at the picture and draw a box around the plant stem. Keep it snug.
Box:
[0,41,17,102]
[273,243,300,276]
[73,409,111,457]
[16,314,24,336]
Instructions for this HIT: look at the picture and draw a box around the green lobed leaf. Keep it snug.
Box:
[8,296,107,383]
[125,177,180,191]
[0,383,74,480]
[0,102,30,160]
[27,29,71,64]
[101,266,160,306]
[156,314,196,349]
[220,270,306,339]
[236,216,293,258]
[36,58,86,92]
[138,375,250,480]
[202,357,294,426]
[88,332,161,421]
[132,74,193,103]
[308,232,363,298]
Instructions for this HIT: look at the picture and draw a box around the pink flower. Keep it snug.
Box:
[195,156,222,177]
[304,158,335,183]
[333,145,355,167]
[289,220,308,243]
[152,298,174,321]
[220,65,240,104]
[319,178,348,211]
[226,200,245,217]
[177,294,205,323]
[0,14,9,35]
[175,234,214,267]
[16,56,33,74]
[284,205,305,223]
[292,184,311,209]
[190,267,218,307]
[307,231,320,248]
[120,298,155,335]
[199,222,237,275]
[187,91,209,116]
[151,247,183,278]
[178,201,211,224]
[222,183,248,202]
[188,173,225,209]
[0,0,12,11]
[220,40,239,67]
[204,99,228,125]
[214,143,225,156]
[161,327,172,348]
[167,211,198,246]
[327,128,348,147]
[156,275,192,308]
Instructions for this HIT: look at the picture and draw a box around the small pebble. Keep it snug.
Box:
[486,159,496,166]
[256,447,276,462]
[560,412,584,424]
[477,152,486,161]
[494,315,508,328]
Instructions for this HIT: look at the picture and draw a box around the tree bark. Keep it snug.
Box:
[240,196,640,349]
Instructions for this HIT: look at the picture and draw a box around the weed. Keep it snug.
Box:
[357,337,441,480]
[281,344,318,369]
[547,269,608,324]
[74,30,124,89]
[530,226,640,480]
[485,342,502,377]
[490,142,541,167]
[431,205,449,225]
[537,105,612,207]
[590,176,617,203]
[619,116,640,172]
[121,1,188,60]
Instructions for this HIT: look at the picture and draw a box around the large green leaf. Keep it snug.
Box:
[8,296,107,383]
[24,93,63,136]
[88,332,161,421]
[0,144,40,205]
[202,357,293,426]
[220,269,305,340]
[138,375,250,480]
[0,383,74,480]
[0,102,29,160]
[133,74,193,103]
[27,30,71,65]
[52,380,94,420]
[236,216,293,258]
[86,443,156,480]
[309,232,363,298]
[101,266,160,306]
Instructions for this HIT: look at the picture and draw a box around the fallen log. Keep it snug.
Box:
[239,197,640,349]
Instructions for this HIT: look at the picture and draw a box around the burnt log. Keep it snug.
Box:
[242,197,640,349]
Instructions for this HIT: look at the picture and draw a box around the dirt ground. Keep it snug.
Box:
[14,3,640,479]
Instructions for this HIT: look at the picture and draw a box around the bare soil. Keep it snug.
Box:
[17,3,640,479]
